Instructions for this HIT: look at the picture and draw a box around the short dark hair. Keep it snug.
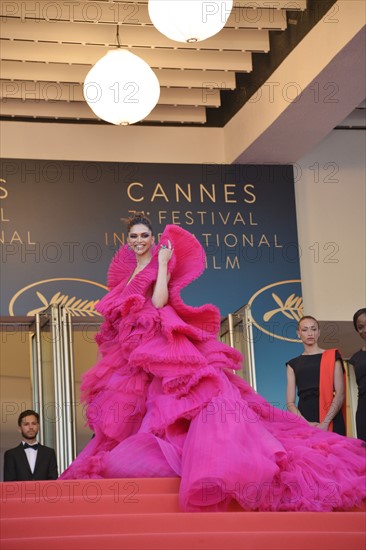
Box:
[18,410,40,426]
[353,308,366,331]
[126,212,153,235]
[297,315,319,330]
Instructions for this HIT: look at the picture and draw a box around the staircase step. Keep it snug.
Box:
[2,511,365,534]
[1,478,364,550]
[3,531,365,550]
[0,477,181,500]
[1,492,181,516]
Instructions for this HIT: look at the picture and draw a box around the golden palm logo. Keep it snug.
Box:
[263,293,303,323]
[248,280,303,342]
[8,278,108,317]
[27,291,100,317]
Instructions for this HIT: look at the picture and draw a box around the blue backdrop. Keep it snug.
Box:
[0,159,303,406]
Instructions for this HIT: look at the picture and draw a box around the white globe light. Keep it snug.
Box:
[83,49,160,125]
[148,0,233,43]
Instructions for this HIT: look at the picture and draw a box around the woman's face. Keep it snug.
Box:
[355,313,366,341]
[127,223,154,256]
[297,318,320,346]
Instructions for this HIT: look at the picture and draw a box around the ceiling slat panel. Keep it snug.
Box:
[0,1,288,30]
[159,87,221,107]
[0,61,237,89]
[87,0,306,9]
[228,7,286,29]
[126,0,307,8]
[0,19,269,52]
[0,80,85,102]
[0,99,101,119]
[0,0,307,125]
[0,98,207,123]
[0,80,221,107]
[230,0,306,8]
[0,1,147,23]
[1,41,253,71]
[146,105,207,123]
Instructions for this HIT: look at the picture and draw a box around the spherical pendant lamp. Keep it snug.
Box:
[83,49,160,125]
[148,0,233,43]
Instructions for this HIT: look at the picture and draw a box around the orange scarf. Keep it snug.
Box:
[319,349,347,432]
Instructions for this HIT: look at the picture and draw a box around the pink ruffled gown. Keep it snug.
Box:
[60,225,366,512]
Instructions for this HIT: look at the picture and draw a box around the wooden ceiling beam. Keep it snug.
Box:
[0,98,207,123]
[1,40,253,71]
[1,61,236,90]
[0,19,269,52]
[0,0,298,29]
[0,79,222,107]
[0,61,237,89]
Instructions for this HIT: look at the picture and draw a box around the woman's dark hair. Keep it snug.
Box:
[353,308,366,331]
[18,409,40,426]
[126,212,153,235]
[297,315,319,330]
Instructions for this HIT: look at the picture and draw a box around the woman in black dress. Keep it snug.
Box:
[286,316,346,435]
[349,308,366,441]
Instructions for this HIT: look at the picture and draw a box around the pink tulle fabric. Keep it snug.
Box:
[60,225,366,512]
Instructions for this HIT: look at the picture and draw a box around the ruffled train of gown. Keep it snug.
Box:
[60,225,366,512]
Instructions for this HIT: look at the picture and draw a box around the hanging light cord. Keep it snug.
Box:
[116,25,121,48]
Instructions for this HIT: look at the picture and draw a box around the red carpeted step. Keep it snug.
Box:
[2,530,365,550]
[2,511,365,537]
[1,478,365,550]
[1,476,181,500]
[1,491,181,517]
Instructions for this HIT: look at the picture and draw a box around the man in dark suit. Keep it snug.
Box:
[3,409,58,481]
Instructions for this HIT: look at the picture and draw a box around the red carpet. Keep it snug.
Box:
[1,478,365,549]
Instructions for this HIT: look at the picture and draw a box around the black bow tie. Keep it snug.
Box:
[23,443,39,450]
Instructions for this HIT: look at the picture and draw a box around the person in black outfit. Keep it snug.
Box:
[286,316,346,435]
[3,410,58,481]
[349,308,366,441]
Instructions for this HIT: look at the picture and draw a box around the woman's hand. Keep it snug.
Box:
[158,240,174,265]
[318,421,330,431]
[152,240,173,308]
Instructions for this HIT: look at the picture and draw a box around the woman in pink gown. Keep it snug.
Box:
[60,214,366,512]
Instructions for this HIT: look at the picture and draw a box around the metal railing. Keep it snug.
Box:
[32,304,76,473]
[220,304,257,390]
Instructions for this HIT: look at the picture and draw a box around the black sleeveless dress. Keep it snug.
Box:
[349,349,366,441]
[286,352,345,435]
